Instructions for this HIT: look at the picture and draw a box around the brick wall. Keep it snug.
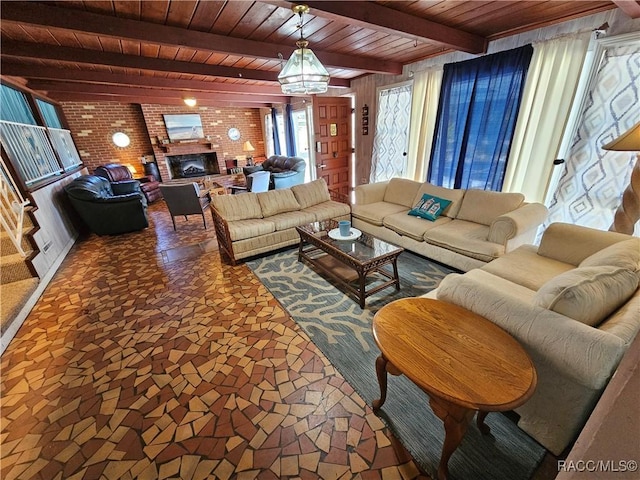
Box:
[141,104,265,181]
[61,102,152,176]
[61,101,266,181]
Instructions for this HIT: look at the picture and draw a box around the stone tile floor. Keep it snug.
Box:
[1,202,430,480]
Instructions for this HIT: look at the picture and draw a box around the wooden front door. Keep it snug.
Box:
[312,97,352,196]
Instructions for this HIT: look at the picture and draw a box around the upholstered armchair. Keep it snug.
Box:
[65,175,148,235]
[243,155,306,190]
[95,163,162,203]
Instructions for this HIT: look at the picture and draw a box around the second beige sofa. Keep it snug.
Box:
[352,178,549,271]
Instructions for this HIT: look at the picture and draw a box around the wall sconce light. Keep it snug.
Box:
[602,121,640,234]
[112,131,131,148]
[184,97,197,107]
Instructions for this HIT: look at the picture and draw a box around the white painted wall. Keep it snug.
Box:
[30,169,86,277]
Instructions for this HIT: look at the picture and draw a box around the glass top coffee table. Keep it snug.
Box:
[295,219,404,308]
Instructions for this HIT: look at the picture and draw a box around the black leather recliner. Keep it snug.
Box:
[65,175,148,235]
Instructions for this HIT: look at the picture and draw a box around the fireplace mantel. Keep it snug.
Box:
[160,141,213,153]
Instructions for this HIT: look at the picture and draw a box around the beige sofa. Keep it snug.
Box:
[427,223,640,454]
[211,178,350,264]
[352,178,548,271]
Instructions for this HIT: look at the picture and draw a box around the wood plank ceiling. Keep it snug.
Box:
[0,0,623,107]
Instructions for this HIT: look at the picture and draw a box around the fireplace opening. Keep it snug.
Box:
[167,152,220,179]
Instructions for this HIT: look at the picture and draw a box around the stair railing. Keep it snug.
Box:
[0,157,30,257]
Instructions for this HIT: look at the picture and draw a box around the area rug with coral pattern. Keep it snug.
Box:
[247,248,545,480]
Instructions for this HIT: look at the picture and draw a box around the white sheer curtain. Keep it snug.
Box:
[502,34,590,202]
[406,68,443,181]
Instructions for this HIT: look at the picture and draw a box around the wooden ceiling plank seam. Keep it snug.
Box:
[420,0,504,30]
[310,23,365,51]
[300,0,487,54]
[113,0,142,20]
[327,27,383,52]
[1,1,398,74]
[140,0,170,24]
[484,2,617,40]
[189,1,227,32]
[166,0,200,29]
[259,10,302,43]
[210,1,253,36]
[280,14,332,42]
[245,6,293,42]
[471,1,597,32]
[229,2,278,38]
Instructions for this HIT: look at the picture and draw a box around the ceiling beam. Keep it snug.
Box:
[612,0,640,18]
[1,41,351,88]
[25,80,288,105]
[1,64,289,96]
[1,1,402,75]
[45,92,276,108]
[291,1,487,54]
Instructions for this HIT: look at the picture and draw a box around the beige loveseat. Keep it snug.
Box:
[352,178,548,271]
[427,223,640,454]
[211,178,350,264]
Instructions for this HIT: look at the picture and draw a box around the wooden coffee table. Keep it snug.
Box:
[372,298,537,480]
[296,219,404,308]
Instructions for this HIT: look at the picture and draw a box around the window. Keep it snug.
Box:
[0,84,82,186]
[36,98,82,171]
[428,45,533,190]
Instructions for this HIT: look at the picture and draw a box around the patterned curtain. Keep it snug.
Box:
[370,84,413,182]
[546,43,640,235]
[428,45,533,190]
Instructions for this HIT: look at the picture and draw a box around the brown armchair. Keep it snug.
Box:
[95,163,162,203]
[159,183,213,230]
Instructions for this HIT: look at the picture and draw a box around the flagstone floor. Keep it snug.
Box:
[0,202,430,480]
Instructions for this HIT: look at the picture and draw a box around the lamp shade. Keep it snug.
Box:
[278,43,330,94]
[603,122,640,151]
[243,141,255,152]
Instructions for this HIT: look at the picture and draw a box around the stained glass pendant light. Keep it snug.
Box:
[278,4,330,94]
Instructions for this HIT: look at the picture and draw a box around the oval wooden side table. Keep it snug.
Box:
[372,298,537,480]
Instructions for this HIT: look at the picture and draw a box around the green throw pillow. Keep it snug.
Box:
[408,194,452,221]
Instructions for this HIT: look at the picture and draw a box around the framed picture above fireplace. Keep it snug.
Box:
[163,114,205,143]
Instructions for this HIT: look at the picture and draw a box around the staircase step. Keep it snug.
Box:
[0,229,31,255]
[1,277,39,334]
[0,252,35,284]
